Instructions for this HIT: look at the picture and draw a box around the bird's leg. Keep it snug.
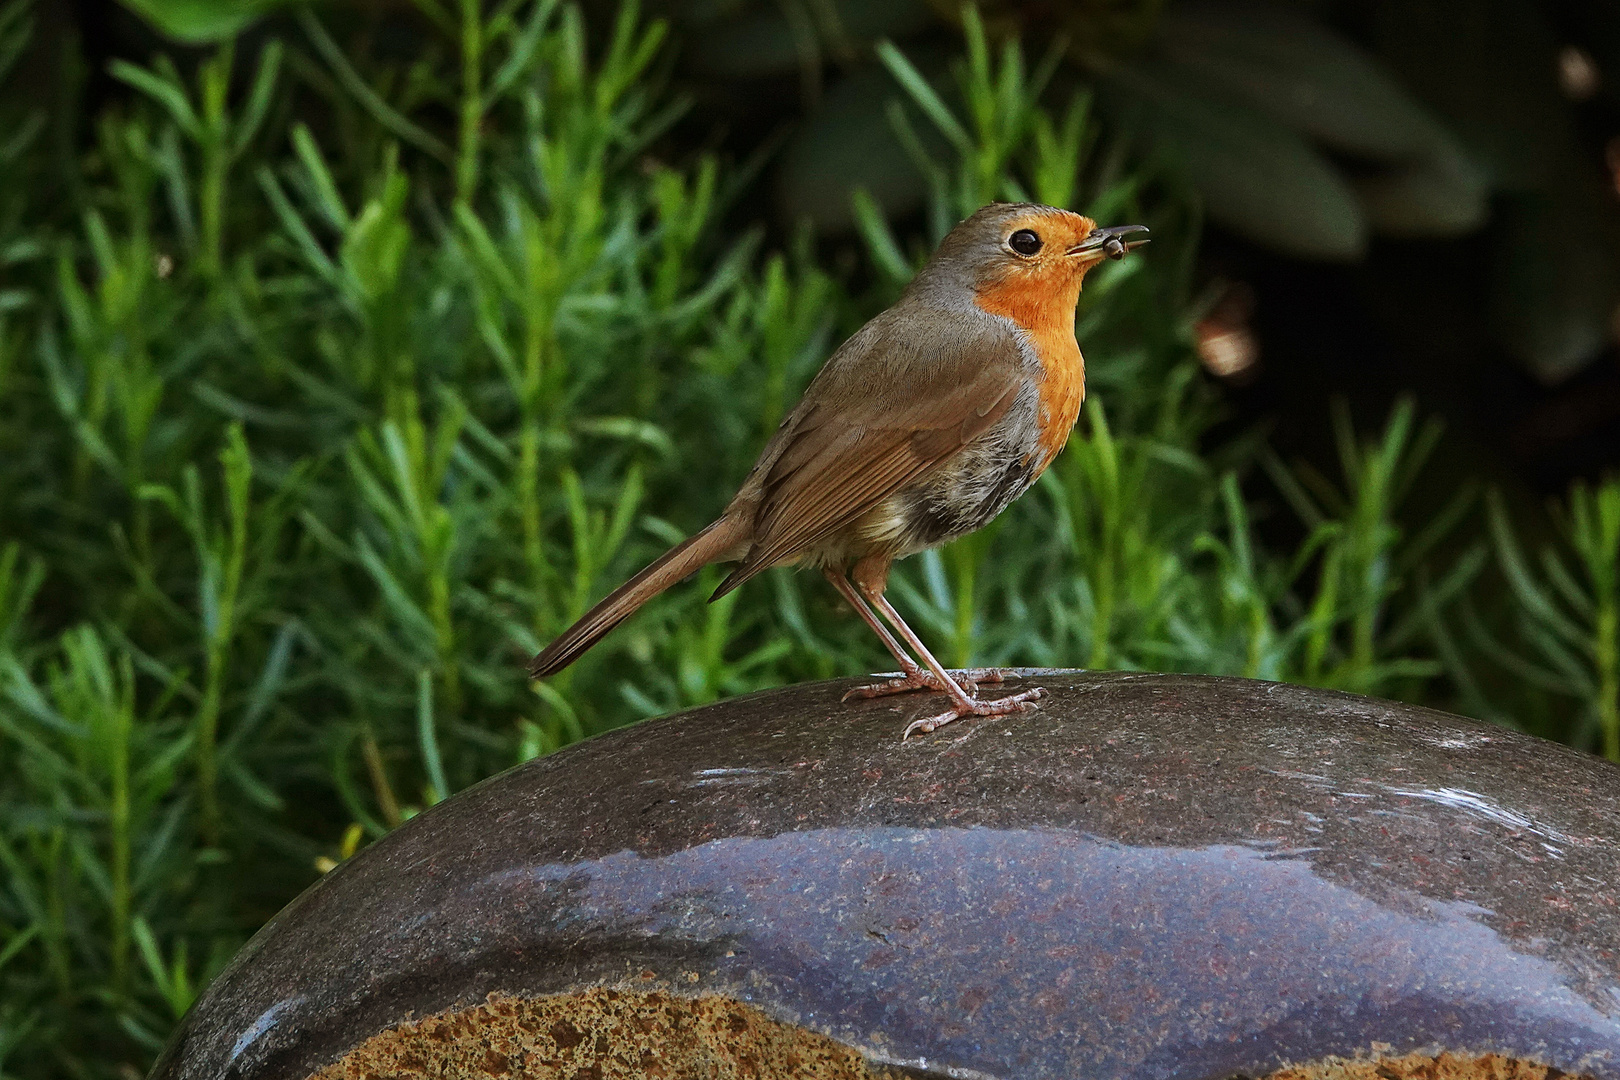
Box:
[849,555,1042,738]
[822,567,932,695]
[823,568,1009,701]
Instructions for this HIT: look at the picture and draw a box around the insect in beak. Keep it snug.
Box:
[1067,224,1151,261]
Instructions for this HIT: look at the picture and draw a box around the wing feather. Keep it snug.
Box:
[712,326,1028,598]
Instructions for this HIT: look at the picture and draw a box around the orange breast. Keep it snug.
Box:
[974,272,1086,475]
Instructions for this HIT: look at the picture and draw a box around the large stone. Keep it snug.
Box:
[150,672,1620,1080]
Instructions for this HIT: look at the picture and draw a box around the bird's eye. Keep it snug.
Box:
[1008,229,1042,256]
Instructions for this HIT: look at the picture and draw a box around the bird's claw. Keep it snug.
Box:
[902,686,1045,739]
[843,667,1011,702]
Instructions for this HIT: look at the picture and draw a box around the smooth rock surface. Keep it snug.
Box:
[150,671,1620,1080]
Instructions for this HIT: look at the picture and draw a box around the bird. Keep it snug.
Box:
[529,202,1148,737]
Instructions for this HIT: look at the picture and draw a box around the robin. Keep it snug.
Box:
[529,203,1148,736]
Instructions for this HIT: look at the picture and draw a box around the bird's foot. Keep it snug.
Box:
[843,667,1012,702]
[902,686,1045,739]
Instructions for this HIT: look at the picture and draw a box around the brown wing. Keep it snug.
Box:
[712,319,1029,598]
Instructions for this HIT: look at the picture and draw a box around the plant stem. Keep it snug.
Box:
[1598,600,1618,762]
[110,661,132,1000]
[456,0,482,203]
[199,45,232,279]
[195,675,222,843]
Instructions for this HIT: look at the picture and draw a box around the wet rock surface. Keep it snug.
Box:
[149,671,1620,1080]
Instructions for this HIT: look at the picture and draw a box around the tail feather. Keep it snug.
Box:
[528,516,745,678]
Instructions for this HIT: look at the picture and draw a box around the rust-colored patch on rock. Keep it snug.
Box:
[1263,1051,1592,1080]
[309,987,900,1080]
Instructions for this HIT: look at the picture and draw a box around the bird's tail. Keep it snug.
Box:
[527,516,746,678]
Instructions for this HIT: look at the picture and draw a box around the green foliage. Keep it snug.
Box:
[1437,481,1620,758]
[0,2,1614,1078]
[116,0,292,44]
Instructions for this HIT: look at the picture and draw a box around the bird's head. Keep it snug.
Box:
[916,203,1148,325]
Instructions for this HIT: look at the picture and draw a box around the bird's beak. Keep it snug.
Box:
[1067,224,1151,261]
